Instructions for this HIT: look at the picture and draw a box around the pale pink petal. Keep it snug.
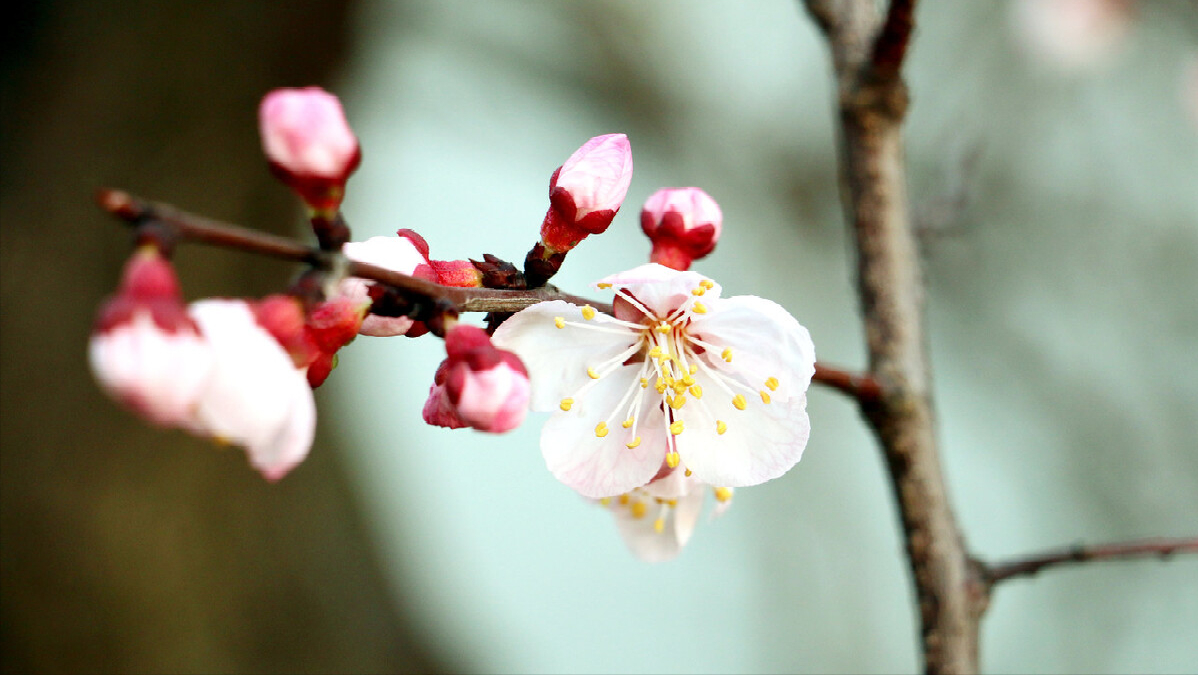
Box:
[250,374,316,481]
[595,263,720,319]
[555,133,633,218]
[259,87,358,179]
[491,300,640,412]
[540,364,666,499]
[642,187,723,238]
[690,295,815,403]
[188,300,315,474]
[340,236,430,336]
[612,487,705,563]
[88,311,214,426]
[681,390,810,488]
[454,362,530,433]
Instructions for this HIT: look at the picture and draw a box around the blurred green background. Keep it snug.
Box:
[2,2,1196,673]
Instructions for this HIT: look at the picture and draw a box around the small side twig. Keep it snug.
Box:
[984,537,1198,586]
[812,362,883,403]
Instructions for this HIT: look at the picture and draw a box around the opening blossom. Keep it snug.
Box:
[423,325,531,434]
[492,263,815,501]
[340,231,436,337]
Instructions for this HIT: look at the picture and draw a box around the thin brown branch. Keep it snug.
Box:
[96,189,603,315]
[984,537,1198,586]
[811,362,883,403]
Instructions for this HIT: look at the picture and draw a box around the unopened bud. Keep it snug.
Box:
[259,87,361,211]
[640,187,722,271]
[423,325,530,433]
[539,133,633,254]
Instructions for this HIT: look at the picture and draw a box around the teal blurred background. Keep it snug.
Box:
[3,2,1196,673]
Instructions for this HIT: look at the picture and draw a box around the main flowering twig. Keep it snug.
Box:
[983,537,1198,586]
[98,188,873,397]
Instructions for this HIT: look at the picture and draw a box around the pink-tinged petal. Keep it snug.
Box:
[553,133,633,218]
[690,295,815,403]
[1012,0,1132,72]
[491,300,640,412]
[250,375,316,481]
[611,487,705,563]
[422,381,468,429]
[540,364,666,499]
[641,187,723,270]
[89,311,214,426]
[595,263,720,319]
[681,390,810,488]
[259,87,359,180]
[187,300,316,477]
[452,362,530,433]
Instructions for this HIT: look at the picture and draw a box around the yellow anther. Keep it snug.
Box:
[595,422,609,438]
[760,390,771,404]
[673,383,687,396]
[626,436,642,449]
[648,346,664,359]
[666,499,677,507]
[684,468,693,477]
[213,435,232,447]
[640,377,649,389]
[654,497,664,504]
[691,287,705,296]
[658,354,674,364]
[655,380,668,394]
[700,279,715,289]
[714,487,733,503]
[554,316,565,329]
[691,302,708,314]
[655,323,671,334]
[689,384,703,399]
[653,517,665,533]
[587,367,600,380]
[622,417,634,429]
[681,375,696,387]
[670,395,687,410]
[666,451,680,468]
[689,364,698,375]
[670,420,685,435]
[721,347,733,362]
[597,282,613,289]
[732,394,747,410]
[717,420,728,435]
[581,305,597,320]
[618,494,630,505]
[599,497,611,506]
[630,501,648,519]
[765,376,779,391]
[560,398,574,411]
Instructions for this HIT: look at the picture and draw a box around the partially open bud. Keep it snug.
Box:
[640,187,722,271]
[90,247,214,426]
[259,87,361,212]
[539,133,633,254]
[340,231,436,337]
[423,325,530,433]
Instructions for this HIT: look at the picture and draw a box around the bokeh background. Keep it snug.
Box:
[2,2,1196,673]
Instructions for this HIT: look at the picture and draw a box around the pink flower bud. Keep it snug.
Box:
[429,259,483,288]
[540,133,633,253]
[188,299,316,481]
[423,325,530,433]
[640,187,723,271]
[259,87,361,210]
[90,248,214,426]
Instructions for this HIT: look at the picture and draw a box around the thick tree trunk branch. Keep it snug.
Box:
[984,537,1198,586]
[802,2,985,673]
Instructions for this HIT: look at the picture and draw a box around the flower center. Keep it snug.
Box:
[550,278,783,479]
